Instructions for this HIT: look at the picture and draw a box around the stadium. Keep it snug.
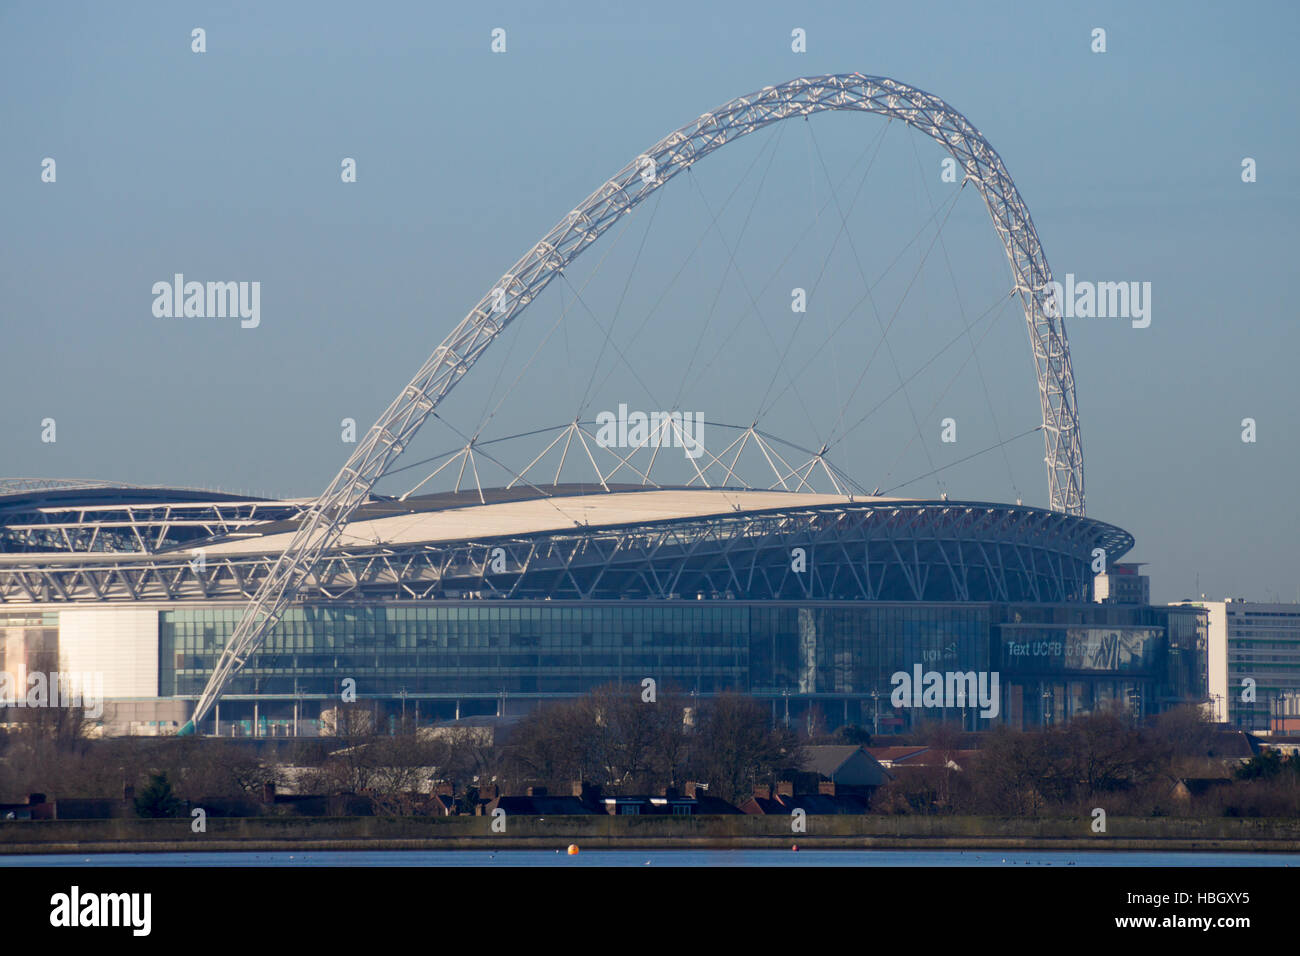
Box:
[0,478,1205,737]
[0,75,1208,736]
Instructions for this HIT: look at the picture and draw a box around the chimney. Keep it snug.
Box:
[526,786,548,797]
[683,781,697,798]
[754,784,773,800]
[776,780,795,798]
[818,780,836,796]
[262,782,276,804]
[435,782,454,797]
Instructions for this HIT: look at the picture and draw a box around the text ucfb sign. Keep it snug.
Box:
[999,627,1161,673]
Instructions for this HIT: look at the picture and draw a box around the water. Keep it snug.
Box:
[1,849,1296,867]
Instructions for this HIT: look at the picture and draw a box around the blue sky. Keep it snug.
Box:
[2,0,1297,604]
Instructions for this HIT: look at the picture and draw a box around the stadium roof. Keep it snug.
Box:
[0,482,1134,604]
[199,488,899,555]
[0,478,280,509]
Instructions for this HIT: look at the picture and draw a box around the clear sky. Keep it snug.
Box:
[2,0,1297,605]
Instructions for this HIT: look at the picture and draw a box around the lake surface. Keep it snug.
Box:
[2,849,1297,867]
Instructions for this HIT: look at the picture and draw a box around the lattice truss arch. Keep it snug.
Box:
[184,73,1086,731]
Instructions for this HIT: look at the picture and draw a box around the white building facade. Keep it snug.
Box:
[1188,599,1300,729]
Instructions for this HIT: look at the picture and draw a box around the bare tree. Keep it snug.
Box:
[689,692,802,804]
[584,682,684,792]
[365,733,440,815]
[970,726,1052,815]
[174,740,277,807]
[1059,710,1161,802]
[505,698,595,790]
[1149,703,1219,781]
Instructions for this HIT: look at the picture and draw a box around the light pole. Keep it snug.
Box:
[1122,686,1141,726]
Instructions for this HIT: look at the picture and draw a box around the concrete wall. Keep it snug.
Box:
[1205,602,1228,722]
[58,608,158,698]
[3,815,1300,852]
[100,698,189,736]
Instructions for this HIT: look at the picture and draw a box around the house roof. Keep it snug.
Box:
[801,745,862,774]
[888,748,980,769]
[495,795,596,815]
[801,745,892,786]
[599,794,742,814]
[1207,731,1261,760]
[693,794,744,815]
[742,792,871,815]
[865,746,930,765]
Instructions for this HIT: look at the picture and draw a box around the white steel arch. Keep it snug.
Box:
[181,73,1084,733]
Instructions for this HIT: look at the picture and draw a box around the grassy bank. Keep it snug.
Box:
[2,815,1300,854]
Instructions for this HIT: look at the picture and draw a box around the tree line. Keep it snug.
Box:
[1,683,802,813]
[873,705,1300,818]
[5,687,1299,819]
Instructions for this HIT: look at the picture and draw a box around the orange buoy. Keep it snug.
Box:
[567,844,580,855]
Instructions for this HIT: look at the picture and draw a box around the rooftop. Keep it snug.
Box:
[198,487,902,556]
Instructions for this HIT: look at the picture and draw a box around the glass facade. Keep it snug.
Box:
[160,603,991,701]
[154,599,1202,734]
[990,604,1206,728]
[161,604,752,699]
[1164,605,1210,706]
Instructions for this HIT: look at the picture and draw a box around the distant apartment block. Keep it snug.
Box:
[1094,562,1150,606]
[1182,599,1300,728]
